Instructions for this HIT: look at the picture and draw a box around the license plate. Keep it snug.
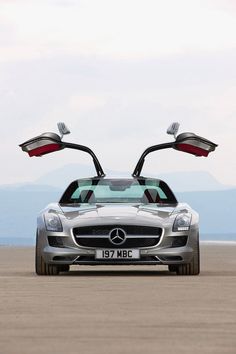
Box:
[95,249,140,259]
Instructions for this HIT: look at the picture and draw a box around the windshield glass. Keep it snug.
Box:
[60,178,177,204]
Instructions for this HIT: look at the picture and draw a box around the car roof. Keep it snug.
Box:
[72,175,163,182]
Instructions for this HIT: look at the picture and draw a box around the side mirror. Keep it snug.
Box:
[174,132,217,157]
[20,132,63,157]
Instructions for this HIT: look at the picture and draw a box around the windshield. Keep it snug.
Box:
[60,178,177,204]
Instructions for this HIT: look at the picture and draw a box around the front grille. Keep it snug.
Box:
[73,225,162,249]
[73,225,162,236]
[75,237,160,248]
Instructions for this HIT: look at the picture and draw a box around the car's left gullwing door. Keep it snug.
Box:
[19,122,106,177]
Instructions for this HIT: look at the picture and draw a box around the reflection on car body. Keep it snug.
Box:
[20,122,217,275]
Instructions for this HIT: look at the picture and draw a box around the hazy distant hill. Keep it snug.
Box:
[35,163,128,189]
[0,185,62,241]
[176,189,236,234]
[0,181,235,244]
[35,164,230,192]
[158,171,230,192]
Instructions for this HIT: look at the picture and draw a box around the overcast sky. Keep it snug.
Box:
[0,0,236,186]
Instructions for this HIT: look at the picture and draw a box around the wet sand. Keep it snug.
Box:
[0,243,236,354]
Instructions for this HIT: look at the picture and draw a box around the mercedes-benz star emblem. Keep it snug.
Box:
[109,228,126,245]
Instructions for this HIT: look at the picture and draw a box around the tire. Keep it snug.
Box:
[176,239,200,276]
[169,234,200,276]
[59,265,70,272]
[35,231,60,276]
[168,265,177,272]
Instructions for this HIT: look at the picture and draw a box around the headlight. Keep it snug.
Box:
[44,212,63,232]
[173,213,191,232]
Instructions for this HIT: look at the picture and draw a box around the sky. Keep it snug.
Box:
[0,0,236,186]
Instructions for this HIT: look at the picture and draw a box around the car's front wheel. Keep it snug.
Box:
[35,231,60,275]
[169,236,200,276]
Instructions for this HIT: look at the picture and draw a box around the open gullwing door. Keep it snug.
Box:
[19,123,105,177]
[132,122,217,177]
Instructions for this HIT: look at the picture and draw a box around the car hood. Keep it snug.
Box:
[58,203,187,225]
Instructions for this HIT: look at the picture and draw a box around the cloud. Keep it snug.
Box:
[0,0,236,62]
[208,0,236,12]
[69,95,108,113]
[0,1,236,185]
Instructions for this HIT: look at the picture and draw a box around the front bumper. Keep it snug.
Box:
[38,222,199,266]
[42,242,195,266]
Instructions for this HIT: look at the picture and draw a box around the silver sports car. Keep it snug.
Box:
[20,122,217,276]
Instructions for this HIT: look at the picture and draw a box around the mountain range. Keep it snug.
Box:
[0,165,235,245]
[34,163,230,192]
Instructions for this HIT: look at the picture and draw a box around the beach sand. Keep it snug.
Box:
[0,243,235,354]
